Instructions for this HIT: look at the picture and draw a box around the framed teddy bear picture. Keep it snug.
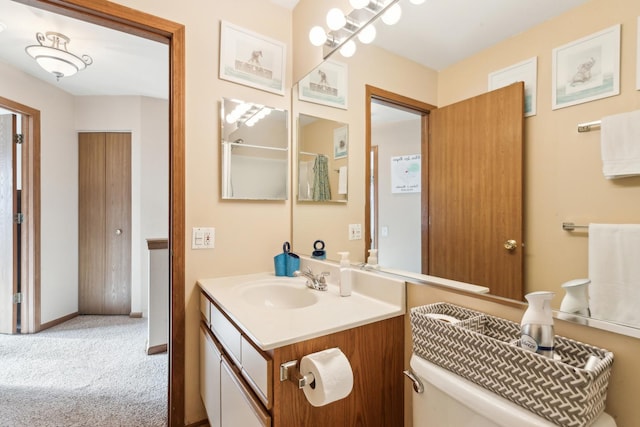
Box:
[551,24,620,110]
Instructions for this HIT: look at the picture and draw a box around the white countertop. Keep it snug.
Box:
[197,268,405,351]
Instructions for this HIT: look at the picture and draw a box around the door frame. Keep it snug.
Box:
[364,85,435,267]
[14,1,186,425]
[0,97,40,335]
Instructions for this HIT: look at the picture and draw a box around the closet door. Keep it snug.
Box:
[79,132,131,314]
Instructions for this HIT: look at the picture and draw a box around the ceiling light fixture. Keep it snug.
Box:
[25,31,93,81]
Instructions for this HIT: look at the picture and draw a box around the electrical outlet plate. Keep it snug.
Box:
[349,223,362,240]
[192,227,215,249]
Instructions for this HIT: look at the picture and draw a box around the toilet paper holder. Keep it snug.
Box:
[280,360,315,389]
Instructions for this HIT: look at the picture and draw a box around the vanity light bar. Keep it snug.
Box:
[321,0,402,59]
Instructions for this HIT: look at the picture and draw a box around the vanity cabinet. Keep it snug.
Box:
[199,290,404,427]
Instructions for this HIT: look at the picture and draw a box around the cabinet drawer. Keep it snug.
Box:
[199,324,221,427]
[210,302,242,366]
[241,336,272,409]
[200,293,211,325]
[221,356,271,427]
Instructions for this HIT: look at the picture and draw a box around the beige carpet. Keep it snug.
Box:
[0,315,167,426]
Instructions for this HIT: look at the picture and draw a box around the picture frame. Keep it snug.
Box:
[488,57,537,117]
[552,24,620,110]
[391,154,421,194]
[298,60,348,110]
[219,21,286,96]
[333,125,348,159]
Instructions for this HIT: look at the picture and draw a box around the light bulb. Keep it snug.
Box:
[309,26,327,46]
[326,8,346,31]
[409,0,426,3]
[382,3,402,25]
[349,0,369,9]
[357,24,376,44]
[339,40,356,58]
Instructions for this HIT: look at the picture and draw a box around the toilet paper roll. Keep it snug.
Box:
[299,348,353,407]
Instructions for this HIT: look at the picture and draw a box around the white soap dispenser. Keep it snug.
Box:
[520,291,555,358]
[337,251,351,297]
[366,249,379,269]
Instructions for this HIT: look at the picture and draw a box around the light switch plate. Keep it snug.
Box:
[192,227,215,249]
[349,223,362,240]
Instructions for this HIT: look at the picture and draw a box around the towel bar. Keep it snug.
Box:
[577,120,601,133]
[562,222,588,231]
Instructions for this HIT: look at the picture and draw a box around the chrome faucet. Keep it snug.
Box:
[294,267,329,291]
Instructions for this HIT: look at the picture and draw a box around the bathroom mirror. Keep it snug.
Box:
[291,0,640,334]
[220,97,288,200]
[297,114,348,203]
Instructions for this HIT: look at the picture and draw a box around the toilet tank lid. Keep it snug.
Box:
[409,354,616,427]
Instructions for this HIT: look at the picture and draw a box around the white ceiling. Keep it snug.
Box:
[374,0,591,72]
[0,0,590,99]
[0,0,168,98]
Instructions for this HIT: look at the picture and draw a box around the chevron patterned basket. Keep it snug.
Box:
[411,303,614,427]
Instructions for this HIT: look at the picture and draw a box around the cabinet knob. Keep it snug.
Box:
[115,229,123,235]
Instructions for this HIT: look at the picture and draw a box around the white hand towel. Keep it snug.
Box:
[338,166,348,195]
[600,109,640,179]
[588,223,640,327]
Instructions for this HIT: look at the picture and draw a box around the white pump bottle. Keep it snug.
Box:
[337,251,351,297]
[520,291,555,358]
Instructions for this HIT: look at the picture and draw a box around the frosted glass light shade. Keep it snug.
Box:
[326,8,346,31]
[25,32,92,80]
[409,0,426,4]
[309,26,327,46]
[349,0,369,9]
[339,40,356,58]
[382,3,402,25]
[357,24,377,44]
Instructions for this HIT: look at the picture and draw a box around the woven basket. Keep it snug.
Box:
[411,303,614,427]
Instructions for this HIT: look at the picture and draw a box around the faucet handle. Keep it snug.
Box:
[318,271,330,283]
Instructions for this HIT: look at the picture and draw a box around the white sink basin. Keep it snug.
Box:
[238,279,319,309]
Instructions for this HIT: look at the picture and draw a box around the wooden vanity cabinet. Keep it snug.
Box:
[199,291,404,427]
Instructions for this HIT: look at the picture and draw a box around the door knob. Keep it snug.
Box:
[504,239,517,251]
[115,229,122,235]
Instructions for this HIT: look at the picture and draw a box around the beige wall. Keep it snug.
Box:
[438,0,640,308]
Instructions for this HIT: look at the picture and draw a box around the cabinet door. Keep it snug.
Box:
[220,356,271,427]
[200,325,221,427]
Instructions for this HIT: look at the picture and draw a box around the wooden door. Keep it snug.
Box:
[79,132,131,314]
[428,82,524,300]
[0,114,17,333]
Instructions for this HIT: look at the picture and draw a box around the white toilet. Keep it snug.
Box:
[409,354,616,427]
